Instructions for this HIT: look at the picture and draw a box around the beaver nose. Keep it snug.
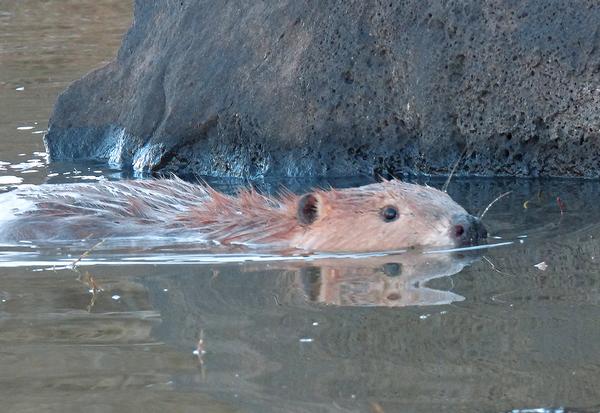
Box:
[451,215,488,246]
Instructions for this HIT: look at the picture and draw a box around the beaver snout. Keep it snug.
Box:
[451,215,487,246]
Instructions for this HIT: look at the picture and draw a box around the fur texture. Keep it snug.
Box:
[0,178,477,252]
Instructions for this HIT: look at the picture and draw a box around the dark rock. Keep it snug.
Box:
[45,0,600,178]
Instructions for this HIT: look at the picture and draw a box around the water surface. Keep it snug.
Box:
[1,2,600,412]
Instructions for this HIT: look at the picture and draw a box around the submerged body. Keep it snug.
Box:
[0,179,486,252]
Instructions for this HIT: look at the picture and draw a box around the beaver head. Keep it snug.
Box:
[292,180,487,252]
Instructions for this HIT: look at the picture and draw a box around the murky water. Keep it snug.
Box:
[2,2,600,412]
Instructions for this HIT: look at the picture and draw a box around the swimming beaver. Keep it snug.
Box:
[0,178,487,252]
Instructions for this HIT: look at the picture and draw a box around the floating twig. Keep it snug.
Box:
[71,239,105,270]
[370,402,385,413]
[78,270,104,312]
[193,329,206,361]
[523,190,544,209]
[556,197,566,215]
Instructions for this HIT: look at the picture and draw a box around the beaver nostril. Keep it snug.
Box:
[454,224,465,237]
[451,215,488,246]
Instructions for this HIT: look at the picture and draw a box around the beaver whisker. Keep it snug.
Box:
[442,147,468,193]
[478,191,512,220]
[482,255,514,277]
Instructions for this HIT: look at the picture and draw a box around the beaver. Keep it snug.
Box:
[0,178,487,252]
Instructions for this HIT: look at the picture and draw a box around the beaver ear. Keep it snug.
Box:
[297,193,320,225]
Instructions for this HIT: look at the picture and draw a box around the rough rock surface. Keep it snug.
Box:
[45,0,600,178]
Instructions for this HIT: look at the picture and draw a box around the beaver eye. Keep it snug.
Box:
[381,206,398,222]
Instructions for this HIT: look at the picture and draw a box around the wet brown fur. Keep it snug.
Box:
[1,178,472,252]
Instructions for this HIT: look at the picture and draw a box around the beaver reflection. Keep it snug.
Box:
[296,252,480,307]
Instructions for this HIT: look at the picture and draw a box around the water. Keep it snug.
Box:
[2,2,600,412]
